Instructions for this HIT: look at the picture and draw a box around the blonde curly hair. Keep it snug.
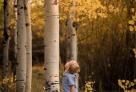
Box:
[64,60,80,73]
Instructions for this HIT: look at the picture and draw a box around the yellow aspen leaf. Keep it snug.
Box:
[129,26,134,31]
[132,15,136,21]
[82,23,87,26]
[128,20,135,25]
[134,79,136,82]
[37,32,41,37]
[125,80,129,85]
[0,31,3,38]
[130,82,134,86]
[131,8,135,13]
[134,26,136,31]
[121,80,125,83]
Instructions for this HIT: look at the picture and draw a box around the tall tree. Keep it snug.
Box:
[44,0,60,91]
[125,0,136,78]
[13,0,17,82]
[66,0,77,61]
[16,0,26,92]
[66,0,78,91]
[24,0,32,92]
[2,0,10,92]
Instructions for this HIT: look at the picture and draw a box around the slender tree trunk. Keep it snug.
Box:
[13,0,17,82]
[66,0,77,61]
[134,49,136,78]
[24,0,32,92]
[126,0,136,78]
[16,0,26,92]
[44,0,60,92]
[67,19,77,61]
[66,0,78,91]
[2,0,10,92]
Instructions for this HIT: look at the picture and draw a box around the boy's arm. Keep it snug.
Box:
[70,85,75,92]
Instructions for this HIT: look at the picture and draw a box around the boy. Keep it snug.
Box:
[62,60,80,92]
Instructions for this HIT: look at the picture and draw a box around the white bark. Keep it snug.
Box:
[67,0,77,61]
[44,0,60,92]
[24,0,32,92]
[67,19,77,61]
[16,0,26,92]
[67,21,78,90]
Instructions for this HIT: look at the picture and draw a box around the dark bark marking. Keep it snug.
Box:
[72,34,75,36]
[53,0,57,5]
[24,6,27,10]
[14,5,17,8]
[17,12,20,15]
[67,36,71,39]
[26,23,29,26]
[20,6,24,9]
[16,80,25,81]
[44,67,47,70]
[50,82,59,85]
[2,32,9,44]
[24,5,27,10]
[8,26,10,30]
[52,90,58,92]
[7,13,9,16]
[45,81,51,90]
[4,0,7,10]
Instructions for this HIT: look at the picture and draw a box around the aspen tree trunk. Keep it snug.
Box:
[24,0,32,92]
[126,0,136,78]
[67,0,78,91]
[2,0,9,92]
[67,0,77,61]
[13,0,17,82]
[67,20,77,61]
[44,0,60,91]
[16,0,26,92]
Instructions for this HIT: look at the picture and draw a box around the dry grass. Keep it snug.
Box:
[0,65,45,92]
[1,65,135,92]
[32,65,45,92]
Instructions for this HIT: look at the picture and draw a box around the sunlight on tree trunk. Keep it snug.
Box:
[44,0,60,92]
[16,0,26,92]
[24,0,32,92]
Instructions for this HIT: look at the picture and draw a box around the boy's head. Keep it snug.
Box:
[64,60,80,73]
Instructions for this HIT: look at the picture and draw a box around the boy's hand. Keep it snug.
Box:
[70,85,75,92]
